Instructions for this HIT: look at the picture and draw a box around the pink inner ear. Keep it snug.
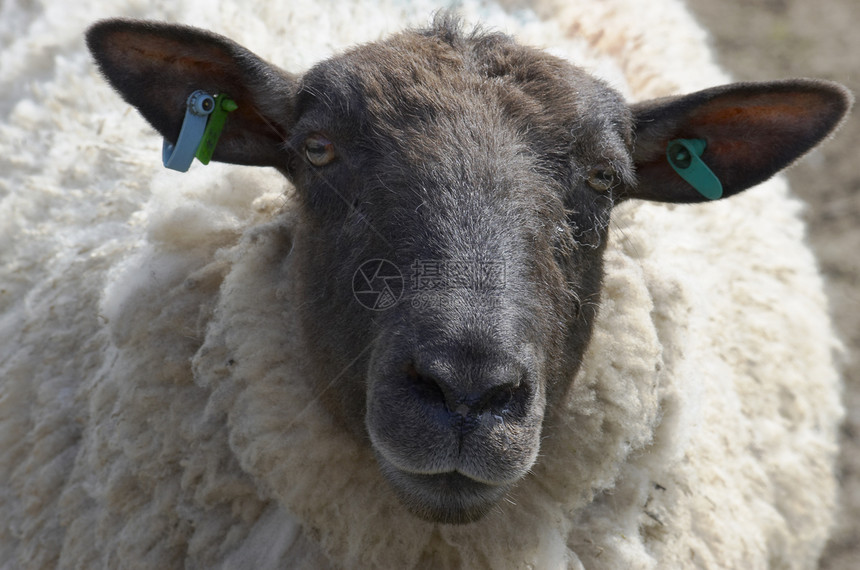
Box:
[658,89,846,197]
[686,91,840,141]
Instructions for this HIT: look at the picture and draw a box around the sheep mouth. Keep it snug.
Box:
[379,461,509,524]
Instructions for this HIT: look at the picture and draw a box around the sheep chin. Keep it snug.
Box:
[374,453,509,524]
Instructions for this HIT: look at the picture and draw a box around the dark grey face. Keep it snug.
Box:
[87,14,850,526]
[286,27,635,523]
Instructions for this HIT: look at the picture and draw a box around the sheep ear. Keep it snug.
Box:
[86,19,296,168]
[627,80,852,203]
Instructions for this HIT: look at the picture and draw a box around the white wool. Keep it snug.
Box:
[0,0,842,568]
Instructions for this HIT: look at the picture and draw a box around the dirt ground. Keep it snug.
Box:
[683,0,860,567]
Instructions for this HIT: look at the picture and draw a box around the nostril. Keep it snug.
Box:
[478,383,516,413]
[404,361,473,416]
[404,361,529,418]
[405,361,448,408]
[477,376,531,416]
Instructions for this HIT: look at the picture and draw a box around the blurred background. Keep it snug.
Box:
[684,1,859,567]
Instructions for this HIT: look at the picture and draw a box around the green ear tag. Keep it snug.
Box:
[666,138,723,200]
[195,95,238,165]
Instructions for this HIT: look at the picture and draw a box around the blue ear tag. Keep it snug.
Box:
[666,138,723,200]
[162,90,237,172]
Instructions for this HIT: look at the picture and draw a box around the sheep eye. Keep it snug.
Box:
[304,134,336,167]
[586,167,616,192]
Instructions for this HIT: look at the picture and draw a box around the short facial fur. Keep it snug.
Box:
[282,22,637,522]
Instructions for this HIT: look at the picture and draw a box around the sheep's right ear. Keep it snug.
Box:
[86,19,296,168]
[628,79,852,203]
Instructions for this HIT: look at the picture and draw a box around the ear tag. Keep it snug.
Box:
[162,90,237,172]
[666,138,723,200]
[195,94,238,165]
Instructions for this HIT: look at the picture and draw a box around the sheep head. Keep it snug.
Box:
[86,17,851,524]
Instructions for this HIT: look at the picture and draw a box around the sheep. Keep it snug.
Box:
[0,0,852,567]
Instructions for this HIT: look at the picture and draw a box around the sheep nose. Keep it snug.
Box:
[404,360,528,422]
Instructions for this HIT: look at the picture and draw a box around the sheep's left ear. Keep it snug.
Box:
[86,19,297,169]
[627,79,852,203]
